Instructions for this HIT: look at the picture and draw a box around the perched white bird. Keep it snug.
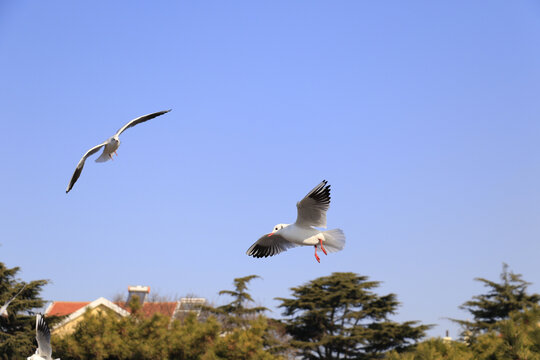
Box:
[66,109,172,193]
[27,314,59,360]
[0,284,26,317]
[246,180,345,263]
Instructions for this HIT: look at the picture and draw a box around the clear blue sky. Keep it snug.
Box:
[1,1,539,338]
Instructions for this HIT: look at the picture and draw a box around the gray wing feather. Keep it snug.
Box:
[114,109,171,136]
[66,142,107,193]
[0,284,26,315]
[246,233,298,258]
[295,180,331,228]
[36,314,52,358]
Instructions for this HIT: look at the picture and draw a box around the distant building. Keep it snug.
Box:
[46,297,130,336]
[126,285,150,305]
[442,330,453,343]
[174,297,207,320]
[45,285,206,335]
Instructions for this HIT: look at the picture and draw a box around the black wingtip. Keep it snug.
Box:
[247,244,279,258]
[309,180,331,204]
[37,313,50,336]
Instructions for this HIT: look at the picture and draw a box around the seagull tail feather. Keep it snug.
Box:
[321,229,346,253]
[95,151,111,163]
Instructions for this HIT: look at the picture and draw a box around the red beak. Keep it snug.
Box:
[267,232,274,237]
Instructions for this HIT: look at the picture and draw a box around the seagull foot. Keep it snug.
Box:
[319,238,328,255]
[314,246,321,263]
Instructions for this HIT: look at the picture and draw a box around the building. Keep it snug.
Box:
[45,285,206,336]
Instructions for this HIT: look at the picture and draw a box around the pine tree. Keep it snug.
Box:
[0,261,49,360]
[384,338,474,360]
[385,307,540,360]
[276,272,430,360]
[215,275,267,327]
[454,263,540,335]
[214,275,290,357]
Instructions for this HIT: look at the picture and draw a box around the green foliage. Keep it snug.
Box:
[127,294,142,315]
[215,275,268,327]
[54,275,289,359]
[55,311,132,359]
[0,262,49,360]
[213,274,290,357]
[386,265,540,360]
[388,307,540,360]
[384,338,474,360]
[53,308,284,360]
[471,306,540,360]
[211,316,284,360]
[276,272,431,359]
[454,263,540,335]
[167,313,221,360]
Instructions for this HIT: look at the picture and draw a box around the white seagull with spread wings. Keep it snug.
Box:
[66,109,171,193]
[246,180,345,263]
[0,284,26,317]
[27,314,59,360]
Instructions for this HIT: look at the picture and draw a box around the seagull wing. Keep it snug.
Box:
[295,180,331,228]
[246,233,298,258]
[36,314,52,358]
[114,109,171,137]
[0,284,26,315]
[66,142,107,193]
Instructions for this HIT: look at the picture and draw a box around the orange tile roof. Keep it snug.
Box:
[46,300,178,319]
[46,302,90,316]
[117,302,178,318]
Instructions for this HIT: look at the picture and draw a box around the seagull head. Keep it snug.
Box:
[268,223,289,236]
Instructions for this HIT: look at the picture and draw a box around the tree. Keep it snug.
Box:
[384,338,474,360]
[53,306,285,360]
[276,272,431,360]
[388,307,540,360]
[213,275,291,357]
[483,305,540,360]
[211,316,285,360]
[0,261,49,360]
[214,275,267,328]
[54,310,133,360]
[454,263,540,335]
[54,275,286,360]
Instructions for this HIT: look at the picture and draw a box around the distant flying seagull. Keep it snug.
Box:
[27,314,59,360]
[246,180,345,263]
[66,109,172,193]
[0,284,26,317]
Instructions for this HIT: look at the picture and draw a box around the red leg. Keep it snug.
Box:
[314,246,320,263]
[109,153,114,161]
[319,238,327,255]
[114,151,118,156]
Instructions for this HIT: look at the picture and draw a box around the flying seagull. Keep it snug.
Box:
[246,180,345,263]
[66,109,172,193]
[27,314,59,360]
[0,284,26,317]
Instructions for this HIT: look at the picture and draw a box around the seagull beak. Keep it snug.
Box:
[267,232,274,237]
